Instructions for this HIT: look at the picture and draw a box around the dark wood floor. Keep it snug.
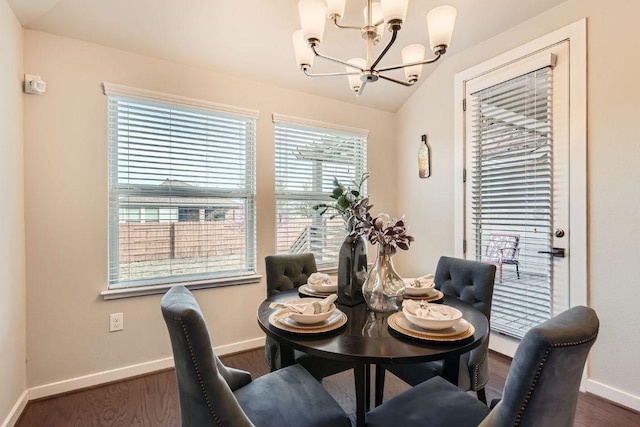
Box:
[16,349,639,426]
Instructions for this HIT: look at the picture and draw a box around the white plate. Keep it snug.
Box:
[404,289,444,302]
[269,310,347,334]
[388,312,474,342]
[307,281,338,293]
[299,284,335,297]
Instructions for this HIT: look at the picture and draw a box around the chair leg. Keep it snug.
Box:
[516,263,520,279]
[477,387,487,404]
[375,365,386,407]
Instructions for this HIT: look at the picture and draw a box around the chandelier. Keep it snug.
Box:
[292,0,457,95]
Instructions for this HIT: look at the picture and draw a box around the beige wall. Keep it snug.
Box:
[0,0,26,421]
[23,30,396,388]
[395,0,640,404]
[14,0,640,412]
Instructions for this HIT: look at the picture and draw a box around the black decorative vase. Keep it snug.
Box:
[337,235,367,306]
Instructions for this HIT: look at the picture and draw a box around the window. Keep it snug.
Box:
[105,84,257,290]
[273,114,367,267]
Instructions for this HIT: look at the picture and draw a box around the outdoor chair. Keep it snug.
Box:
[483,233,520,283]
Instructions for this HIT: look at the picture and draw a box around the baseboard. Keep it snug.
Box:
[488,331,519,358]
[1,389,29,427]
[586,379,640,413]
[29,336,265,400]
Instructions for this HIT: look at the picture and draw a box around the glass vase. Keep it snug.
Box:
[337,234,367,306]
[362,244,405,312]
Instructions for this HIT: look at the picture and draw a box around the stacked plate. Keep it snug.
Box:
[403,276,444,302]
[388,303,474,342]
[299,279,338,298]
[269,309,347,333]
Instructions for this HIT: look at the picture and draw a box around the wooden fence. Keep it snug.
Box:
[119,221,245,263]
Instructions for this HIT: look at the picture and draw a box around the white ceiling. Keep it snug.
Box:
[9,0,566,112]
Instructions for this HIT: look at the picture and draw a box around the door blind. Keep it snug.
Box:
[274,119,367,266]
[107,93,257,289]
[470,67,553,338]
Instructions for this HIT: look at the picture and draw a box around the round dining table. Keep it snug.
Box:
[257,289,489,427]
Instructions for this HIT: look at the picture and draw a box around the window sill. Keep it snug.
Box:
[100,273,262,300]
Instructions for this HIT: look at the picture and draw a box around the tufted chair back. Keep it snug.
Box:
[265,253,318,297]
[480,306,599,427]
[434,256,496,391]
[161,285,254,427]
[434,256,496,319]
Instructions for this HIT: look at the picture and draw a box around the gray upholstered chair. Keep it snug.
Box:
[367,305,599,427]
[264,253,356,380]
[161,285,351,427]
[265,253,318,296]
[375,256,496,405]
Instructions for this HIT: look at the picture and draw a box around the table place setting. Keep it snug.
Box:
[387,299,475,342]
[268,294,347,333]
[298,272,338,297]
[402,274,444,302]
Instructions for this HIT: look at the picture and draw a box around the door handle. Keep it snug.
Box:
[538,248,565,258]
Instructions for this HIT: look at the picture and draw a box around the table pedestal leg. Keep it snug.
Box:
[354,363,368,427]
[279,344,295,369]
[442,355,460,384]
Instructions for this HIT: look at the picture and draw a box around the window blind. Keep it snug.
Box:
[273,117,367,266]
[107,92,256,289]
[470,67,553,339]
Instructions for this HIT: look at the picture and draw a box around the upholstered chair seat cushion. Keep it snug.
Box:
[367,376,490,427]
[235,364,351,427]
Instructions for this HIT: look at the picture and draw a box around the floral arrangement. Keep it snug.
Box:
[313,172,371,235]
[355,212,415,255]
[313,172,415,253]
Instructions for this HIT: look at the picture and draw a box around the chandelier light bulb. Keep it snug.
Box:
[298,0,328,44]
[326,0,346,20]
[346,58,367,92]
[401,44,425,80]
[292,30,315,69]
[427,5,457,53]
[380,0,408,24]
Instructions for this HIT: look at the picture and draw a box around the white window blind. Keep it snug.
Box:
[106,86,257,289]
[273,115,367,266]
[470,66,553,339]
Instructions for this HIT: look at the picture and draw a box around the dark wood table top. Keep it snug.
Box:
[257,289,489,366]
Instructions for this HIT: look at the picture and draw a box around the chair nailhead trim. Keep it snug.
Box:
[514,332,598,426]
[168,312,225,426]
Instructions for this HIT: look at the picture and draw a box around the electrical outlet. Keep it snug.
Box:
[110,313,124,332]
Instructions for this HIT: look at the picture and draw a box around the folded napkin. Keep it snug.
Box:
[404,274,435,288]
[403,299,455,320]
[308,272,331,286]
[270,294,337,320]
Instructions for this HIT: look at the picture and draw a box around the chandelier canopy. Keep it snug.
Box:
[292,0,457,95]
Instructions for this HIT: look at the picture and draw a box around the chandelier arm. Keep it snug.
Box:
[331,15,367,31]
[311,45,365,71]
[377,73,415,87]
[303,69,360,78]
[370,29,399,70]
[376,52,443,73]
